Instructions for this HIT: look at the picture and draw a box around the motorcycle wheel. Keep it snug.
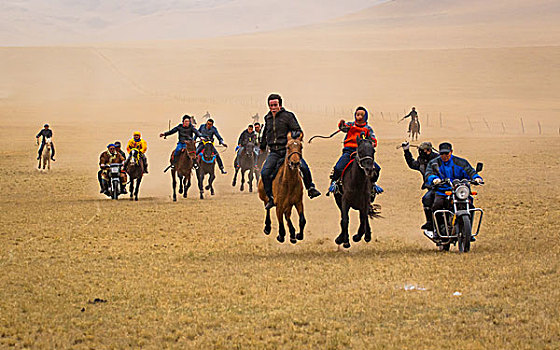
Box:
[458,215,472,253]
[112,181,119,200]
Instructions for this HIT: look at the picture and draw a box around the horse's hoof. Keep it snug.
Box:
[178,189,183,194]
[335,235,345,245]
[129,197,133,201]
[353,234,363,242]
[173,198,177,202]
[296,233,304,241]
[343,242,351,249]
[290,238,297,244]
[134,197,138,201]
[264,227,271,235]
[249,188,253,193]
[211,190,215,196]
[232,181,236,187]
[240,186,244,192]
[205,185,210,190]
[364,233,371,242]
[277,235,285,243]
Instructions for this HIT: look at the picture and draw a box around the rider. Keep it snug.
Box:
[402,107,420,134]
[401,141,439,231]
[327,106,382,195]
[425,142,483,237]
[260,93,321,209]
[254,122,263,148]
[114,141,127,159]
[196,119,228,174]
[159,115,202,169]
[235,124,258,168]
[126,131,149,173]
[36,124,56,161]
[98,143,127,195]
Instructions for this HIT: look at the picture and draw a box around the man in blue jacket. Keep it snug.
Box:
[425,142,483,233]
[196,119,228,174]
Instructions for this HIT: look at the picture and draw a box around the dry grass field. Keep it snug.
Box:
[1,124,559,348]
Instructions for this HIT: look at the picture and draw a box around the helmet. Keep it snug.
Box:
[133,131,141,137]
[419,141,432,151]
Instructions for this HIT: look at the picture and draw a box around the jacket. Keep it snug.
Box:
[126,138,148,153]
[198,125,224,144]
[260,108,302,152]
[164,124,202,142]
[405,149,439,189]
[341,121,376,149]
[238,130,257,146]
[36,129,53,143]
[99,151,125,169]
[425,155,482,195]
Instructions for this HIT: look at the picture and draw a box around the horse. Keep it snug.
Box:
[196,139,217,199]
[38,138,52,170]
[170,140,196,201]
[254,148,268,183]
[126,148,144,201]
[258,133,306,244]
[334,135,379,248]
[232,141,256,192]
[409,118,420,141]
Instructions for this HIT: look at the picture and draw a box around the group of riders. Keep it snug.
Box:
[37,94,483,239]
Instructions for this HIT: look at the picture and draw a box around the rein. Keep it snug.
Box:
[199,152,216,164]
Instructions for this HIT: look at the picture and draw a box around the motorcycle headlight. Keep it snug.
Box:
[455,185,470,200]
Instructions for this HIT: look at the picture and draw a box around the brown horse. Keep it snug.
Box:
[170,141,196,201]
[126,148,143,201]
[258,134,306,244]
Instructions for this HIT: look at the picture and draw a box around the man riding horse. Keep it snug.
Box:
[36,123,55,162]
[196,119,227,174]
[260,93,321,209]
[401,106,421,134]
[125,131,148,173]
[159,115,202,169]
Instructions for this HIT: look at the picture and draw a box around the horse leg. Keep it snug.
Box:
[248,167,254,193]
[335,202,351,248]
[47,157,50,170]
[135,176,141,201]
[353,207,367,242]
[232,167,239,186]
[295,201,306,241]
[240,170,245,192]
[172,170,177,201]
[364,208,372,243]
[209,171,216,196]
[184,176,191,198]
[285,206,296,244]
[129,178,134,200]
[178,174,184,194]
[264,208,271,235]
[276,205,286,243]
[197,170,204,199]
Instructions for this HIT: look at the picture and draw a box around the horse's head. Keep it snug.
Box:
[203,140,214,158]
[244,141,255,157]
[45,138,52,147]
[286,132,303,170]
[356,133,376,178]
[129,148,139,165]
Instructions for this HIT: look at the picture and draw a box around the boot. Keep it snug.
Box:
[220,167,227,174]
[265,196,276,210]
[308,187,321,199]
[421,207,434,231]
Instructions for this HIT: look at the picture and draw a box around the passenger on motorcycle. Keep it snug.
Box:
[114,141,127,159]
[402,141,439,231]
[425,142,483,235]
[98,144,127,195]
[126,131,149,173]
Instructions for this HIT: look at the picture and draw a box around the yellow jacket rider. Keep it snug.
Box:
[126,131,149,173]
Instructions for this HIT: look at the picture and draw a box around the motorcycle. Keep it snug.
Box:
[424,162,484,252]
[107,163,123,200]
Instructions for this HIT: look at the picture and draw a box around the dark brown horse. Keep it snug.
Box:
[170,141,196,201]
[334,135,378,248]
[258,134,306,244]
[126,148,144,201]
[196,140,216,199]
[233,141,256,192]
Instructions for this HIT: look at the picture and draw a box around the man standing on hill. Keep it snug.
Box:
[260,93,321,209]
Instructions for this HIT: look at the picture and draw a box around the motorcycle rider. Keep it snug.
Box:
[402,141,439,231]
[425,142,483,238]
[36,124,56,161]
[98,143,127,195]
[196,119,228,174]
[260,93,321,209]
[159,115,202,169]
[114,141,127,159]
[126,132,149,173]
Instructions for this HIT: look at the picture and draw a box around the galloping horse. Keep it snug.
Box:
[334,134,378,248]
[38,138,52,170]
[409,119,420,141]
[170,140,196,201]
[233,141,256,192]
[258,133,306,244]
[196,139,217,199]
[126,148,144,201]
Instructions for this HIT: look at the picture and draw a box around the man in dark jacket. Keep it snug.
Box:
[160,115,202,168]
[260,94,321,209]
[425,142,483,236]
[36,124,55,161]
[401,107,420,134]
[254,122,263,148]
[402,141,439,231]
[196,119,228,174]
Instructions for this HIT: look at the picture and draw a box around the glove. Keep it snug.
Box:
[474,178,483,184]
[338,119,346,129]
[401,141,410,151]
[432,178,442,185]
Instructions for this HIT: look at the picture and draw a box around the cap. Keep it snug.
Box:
[419,141,432,151]
[108,143,116,149]
[114,141,121,147]
[438,142,453,153]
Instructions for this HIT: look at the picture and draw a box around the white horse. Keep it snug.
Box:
[39,138,52,170]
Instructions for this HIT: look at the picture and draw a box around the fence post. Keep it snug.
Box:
[520,117,525,134]
[467,116,473,131]
[502,122,506,134]
[538,121,542,135]
[483,118,490,131]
